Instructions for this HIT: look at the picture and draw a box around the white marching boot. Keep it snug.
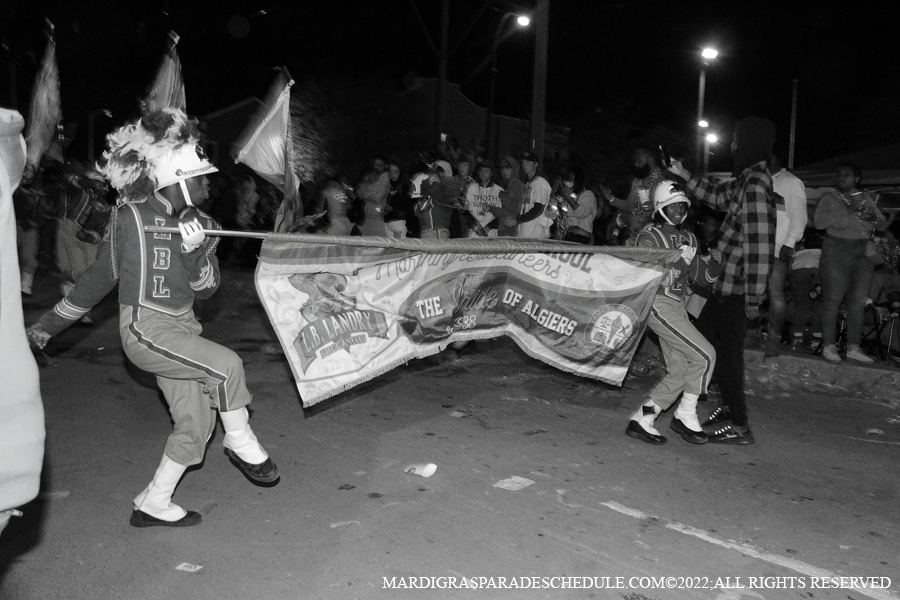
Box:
[625,401,667,444]
[130,455,201,527]
[671,393,708,444]
[221,408,279,483]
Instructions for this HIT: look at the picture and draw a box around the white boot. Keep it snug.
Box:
[630,401,662,436]
[132,455,189,521]
[674,393,703,432]
[220,407,268,464]
[21,272,33,295]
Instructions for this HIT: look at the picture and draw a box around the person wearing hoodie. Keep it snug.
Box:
[668,116,777,445]
[0,108,45,537]
[497,156,524,237]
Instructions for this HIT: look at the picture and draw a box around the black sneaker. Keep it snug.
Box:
[701,406,730,429]
[706,424,755,445]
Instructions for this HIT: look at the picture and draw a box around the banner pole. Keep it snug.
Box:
[143,226,270,239]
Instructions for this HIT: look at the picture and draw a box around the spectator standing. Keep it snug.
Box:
[557,168,597,244]
[789,231,823,351]
[813,163,888,363]
[385,159,416,238]
[465,159,502,237]
[600,147,664,243]
[764,152,808,355]
[356,169,391,237]
[505,151,553,239]
[415,160,458,240]
[497,156,523,237]
[321,173,355,236]
[669,116,777,445]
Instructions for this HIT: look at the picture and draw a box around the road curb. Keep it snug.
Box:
[748,347,900,406]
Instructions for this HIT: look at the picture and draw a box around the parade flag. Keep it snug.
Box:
[143,31,186,113]
[24,22,61,171]
[254,236,678,407]
[235,69,301,232]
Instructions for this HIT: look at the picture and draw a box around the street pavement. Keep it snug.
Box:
[1,264,898,600]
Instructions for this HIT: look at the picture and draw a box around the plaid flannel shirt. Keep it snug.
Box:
[684,162,775,307]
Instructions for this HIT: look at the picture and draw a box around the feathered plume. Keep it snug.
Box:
[97,108,200,204]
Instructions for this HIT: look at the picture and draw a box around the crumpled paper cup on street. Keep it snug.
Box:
[404,463,437,478]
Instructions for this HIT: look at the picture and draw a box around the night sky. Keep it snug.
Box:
[4,0,900,171]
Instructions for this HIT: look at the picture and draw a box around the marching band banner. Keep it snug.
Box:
[254,235,679,407]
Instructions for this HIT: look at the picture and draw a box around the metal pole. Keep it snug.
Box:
[788,78,799,169]
[530,0,549,161]
[486,13,512,161]
[695,67,706,166]
[435,0,449,152]
[703,137,710,172]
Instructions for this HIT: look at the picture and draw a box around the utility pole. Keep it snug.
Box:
[529,0,549,161]
[435,0,450,152]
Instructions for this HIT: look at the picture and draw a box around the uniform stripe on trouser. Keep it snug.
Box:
[127,307,231,411]
[648,302,714,401]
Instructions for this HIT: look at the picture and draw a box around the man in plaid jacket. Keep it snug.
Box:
[669,116,777,445]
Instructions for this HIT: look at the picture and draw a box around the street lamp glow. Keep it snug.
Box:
[706,133,718,143]
[701,47,718,60]
[516,15,530,27]
[698,119,709,128]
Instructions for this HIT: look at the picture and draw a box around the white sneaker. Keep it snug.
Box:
[822,344,841,363]
[846,346,874,363]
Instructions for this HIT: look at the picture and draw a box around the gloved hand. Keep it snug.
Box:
[26,322,51,350]
[178,218,205,252]
[680,243,696,265]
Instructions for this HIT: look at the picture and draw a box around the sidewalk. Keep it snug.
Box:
[746,345,900,407]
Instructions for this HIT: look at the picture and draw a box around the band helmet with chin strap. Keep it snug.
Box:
[652,180,689,225]
[154,143,218,206]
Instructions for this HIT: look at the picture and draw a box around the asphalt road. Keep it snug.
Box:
[2,265,898,600]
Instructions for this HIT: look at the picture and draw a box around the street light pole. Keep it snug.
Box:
[485,12,529,161]
[694,47,717,167]
[88,109,112,163]
[703,133,717,172]
[530,0,549,162]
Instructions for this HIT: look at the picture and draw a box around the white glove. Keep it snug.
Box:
[178,218,205,252]
[680,243,696,265]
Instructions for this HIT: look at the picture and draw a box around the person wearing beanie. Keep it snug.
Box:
[668,116,777,445]
[26,108,279,528]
